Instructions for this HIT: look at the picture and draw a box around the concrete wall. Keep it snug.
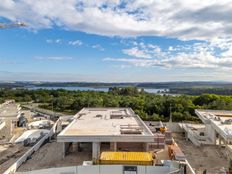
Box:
[166,122,184,133]
[3,122,57,174]
[205,124,216,144]
[16,165,182,174]
[117,142,144,151]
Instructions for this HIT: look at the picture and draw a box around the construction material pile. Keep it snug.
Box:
[168,143,185,161]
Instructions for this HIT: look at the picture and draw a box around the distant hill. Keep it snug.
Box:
[1,81,232,89]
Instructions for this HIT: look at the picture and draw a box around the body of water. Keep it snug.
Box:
[26,86,168,94]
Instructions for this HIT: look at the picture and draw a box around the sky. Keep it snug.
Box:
[0,0,232,82]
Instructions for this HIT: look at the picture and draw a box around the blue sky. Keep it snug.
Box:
[0,0,232,82]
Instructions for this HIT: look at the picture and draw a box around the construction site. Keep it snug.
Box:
[0,100,55,174]
[0,103,231,174]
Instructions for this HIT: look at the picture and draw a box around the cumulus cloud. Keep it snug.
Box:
[122,47,152,59]
[1,0,232,41]
[122,42,164,59]
[104,39,232,69]
[2,0,232,76]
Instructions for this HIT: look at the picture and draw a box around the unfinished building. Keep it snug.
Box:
[181,109,232,157]
[57,108,155,161]
[0,100,21,141]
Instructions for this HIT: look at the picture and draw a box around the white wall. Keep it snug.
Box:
[3,122,57,174]
[16,165,181,174]
[205,124,216,144]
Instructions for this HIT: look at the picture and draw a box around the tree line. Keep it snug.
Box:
[169,87,232,95]
[1,87,232,122]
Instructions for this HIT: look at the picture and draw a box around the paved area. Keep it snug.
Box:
[173,133,228,174]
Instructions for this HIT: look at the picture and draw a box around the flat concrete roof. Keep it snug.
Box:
[196,109,232,140]
[57,108,154,142]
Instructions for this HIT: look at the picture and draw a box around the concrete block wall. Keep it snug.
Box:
[117,142,144,151]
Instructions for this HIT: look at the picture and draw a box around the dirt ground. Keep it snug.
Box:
[173,133,228,174]
[16,134,229,173]
[17,142,92,172]
[0,144,30,174]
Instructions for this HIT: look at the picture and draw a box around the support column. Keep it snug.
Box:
[185,131,188,141]
[62,142,66,159]
[225,140,228,148]
[143,143,149,151]
[212,130,217,145]
[71,142,78,152]
[92,142,101,160]
[10,120,14,136]
[219,136,222,147]
[113,142,117,151]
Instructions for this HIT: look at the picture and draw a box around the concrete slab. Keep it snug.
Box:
[57,108,154,142]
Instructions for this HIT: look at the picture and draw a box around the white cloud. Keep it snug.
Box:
[122,47,152,59]
[1,0,232,41]
[55,39,62,44]
[34,56,73,61]
[122,42,164,59]
[46,39,83,47]
[46,39,62,44]
[68,40,82,46]
[92,44,104,51]
[46,39,53,43]
[105,40,232,70]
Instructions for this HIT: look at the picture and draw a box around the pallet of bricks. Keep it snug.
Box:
[168,143,185,161]
[149,133,165,149]
[164,131,173,145]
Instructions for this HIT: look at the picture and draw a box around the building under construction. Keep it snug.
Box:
[181,109,232,159]
[2,107,194,174]
[57,108,155,160]
[0,100,21,141]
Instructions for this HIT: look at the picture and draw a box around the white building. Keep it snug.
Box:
[57,108,154,160]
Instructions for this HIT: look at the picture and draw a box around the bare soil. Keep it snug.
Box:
[17,142,92,172]
[0,144,29,174]
[173,133,228,174]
